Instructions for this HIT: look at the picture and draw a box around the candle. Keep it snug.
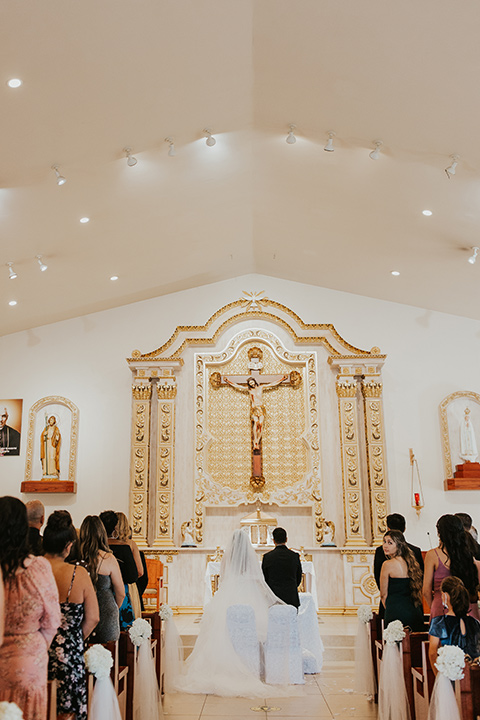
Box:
[414,492,420,506]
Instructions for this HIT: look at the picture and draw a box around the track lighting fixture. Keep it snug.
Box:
[286,125,297,144]
[165,137,176,157]
[324,131,336,152]
[445,155,459,179]
[6,262,17,280]
[35,254,48,272]
[369,141,383,160]
[52,165,66,186]
[468,247,479,265]
[124,148,137,167]
[203,129,216,147]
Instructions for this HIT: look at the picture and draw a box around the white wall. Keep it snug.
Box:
[1,273,480,549]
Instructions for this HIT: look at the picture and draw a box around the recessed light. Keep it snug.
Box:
[80,217,90,224]
[422,210,432,216]
[8,300,17,306]
[110,275,119,281]
[391,271,400,276]
[7,78,22,89]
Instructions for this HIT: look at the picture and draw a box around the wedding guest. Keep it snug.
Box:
[423,514,480,619]
[380,530,424,631]
[428,576,480,673]
[115,512,143,617]
[98,510,136,628]
[44,510,99,720]
[79,515,124,643]
[26,499,45,556]
[0,496,60,719]
[262,527,302,608]
[455,512,480,560]
[0,567,4,646]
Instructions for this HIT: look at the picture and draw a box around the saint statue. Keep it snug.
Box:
[181,519,197,547]
[40,415,61,477]
[460,407,478,463]
[225,374,288,450]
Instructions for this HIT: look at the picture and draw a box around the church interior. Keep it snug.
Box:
[2,2,480,718]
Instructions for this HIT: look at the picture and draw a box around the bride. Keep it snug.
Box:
[165,529,291,697]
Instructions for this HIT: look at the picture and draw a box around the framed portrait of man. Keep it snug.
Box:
[0,400,23,456]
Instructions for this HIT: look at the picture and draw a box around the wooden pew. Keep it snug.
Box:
[85,639,129,720]
[458,660,480,720]
[400,630,429,720]
[411,640,435,720]
[119,628,159,720]
[369,613,381,702]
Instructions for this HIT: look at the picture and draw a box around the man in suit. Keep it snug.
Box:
[26,499,44,555]
[374,513,424,617]
[261,527,303,608]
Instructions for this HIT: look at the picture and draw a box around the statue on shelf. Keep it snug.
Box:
[40,415,61,478]
[460,407,478,463]
[181,519,197,547]
[321,520,336,547]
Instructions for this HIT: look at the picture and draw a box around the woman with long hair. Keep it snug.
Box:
[99,510,138,629]
[0,496,61,719]
[429,576,480,672]
[380,529,424,631]
[44,510,99,720]
[115,512,144,617]
[79,516,124,642]
[423,514,480,618]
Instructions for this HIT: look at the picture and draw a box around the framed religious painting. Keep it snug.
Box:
[21,395,79,493]
[0,399,23,456]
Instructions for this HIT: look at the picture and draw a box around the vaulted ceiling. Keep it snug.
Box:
[2,0,480,336]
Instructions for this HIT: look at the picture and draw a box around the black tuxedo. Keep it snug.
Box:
[261,544,303,608]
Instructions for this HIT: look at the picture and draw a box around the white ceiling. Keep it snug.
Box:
[2,0,480,336]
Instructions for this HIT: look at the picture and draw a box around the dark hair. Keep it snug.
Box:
[384,530,423,607]
[455,513,473,530]
[441,576,470,617]
[43,510,76,555]
[386,513,406,533]
[437,514,479,597]
[0,496,30,579]
[273,527,287,544]
[80,515,111,586]
[99,510,118,537]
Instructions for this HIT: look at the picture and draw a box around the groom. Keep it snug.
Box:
[261,527,303,608]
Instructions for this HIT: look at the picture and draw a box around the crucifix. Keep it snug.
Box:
[210,347,301,490]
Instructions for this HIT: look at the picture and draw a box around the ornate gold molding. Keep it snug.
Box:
[153,398,175,547]
[336,380,357,398]
[132,384,152,400]
[439,390,480,479]
[24,396,79,485]
[129,395,150,545]
[362,381,388,543]
[157,382,177,399]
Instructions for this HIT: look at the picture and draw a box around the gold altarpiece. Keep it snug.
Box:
[126,296,389,570]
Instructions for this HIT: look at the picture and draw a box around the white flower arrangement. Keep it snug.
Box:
[383,620,405,645]
[0,702,23,720]
[84,644,114,678]
[357,605,373,624]
[159,604,173,621]
[435,645,466,681]
[128,617,152,647]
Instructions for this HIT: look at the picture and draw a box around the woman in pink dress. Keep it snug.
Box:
[423,514,480,619]
[0,496,61,719]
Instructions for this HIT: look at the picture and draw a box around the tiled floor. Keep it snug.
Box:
[162,615,378,720]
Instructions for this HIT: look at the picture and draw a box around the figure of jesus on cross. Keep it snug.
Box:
[210,347,301,490]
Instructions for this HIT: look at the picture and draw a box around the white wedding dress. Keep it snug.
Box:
[166,529,293,697]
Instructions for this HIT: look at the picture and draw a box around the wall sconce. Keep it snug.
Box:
[410,448,425,517]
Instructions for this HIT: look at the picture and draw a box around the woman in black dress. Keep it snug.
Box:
[380,530,424,631]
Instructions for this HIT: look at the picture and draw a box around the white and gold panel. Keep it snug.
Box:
[341,549,379,610]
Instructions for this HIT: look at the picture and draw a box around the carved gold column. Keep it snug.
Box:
[129,383,152,546]
[152,378,177,547]
[362,376,388,543]
[336,375,368,546]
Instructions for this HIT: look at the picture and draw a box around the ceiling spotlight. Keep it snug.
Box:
[369,141,383,160]
[80,217,90,224]
[286,124,297,144]
[6,262,17,280]
[203,128,216,147]
[124,147,137,167]
[324,131,336,152]
[110,275,119,281]
[445,155,459,179]
[52,165,66,186]
[8,300,17,307]
[165,137,176,157]
[391,270,400,276]
[36,254,48,272]
[468,247,479,265]
[422,210,433,216]
[7,78,22,88]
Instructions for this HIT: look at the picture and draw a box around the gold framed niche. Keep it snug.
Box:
[194,329,323,544]
[439,390,480,480]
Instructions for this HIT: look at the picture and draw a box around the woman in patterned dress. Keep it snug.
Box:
[0,496,61,720]
[44,511,99,720]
